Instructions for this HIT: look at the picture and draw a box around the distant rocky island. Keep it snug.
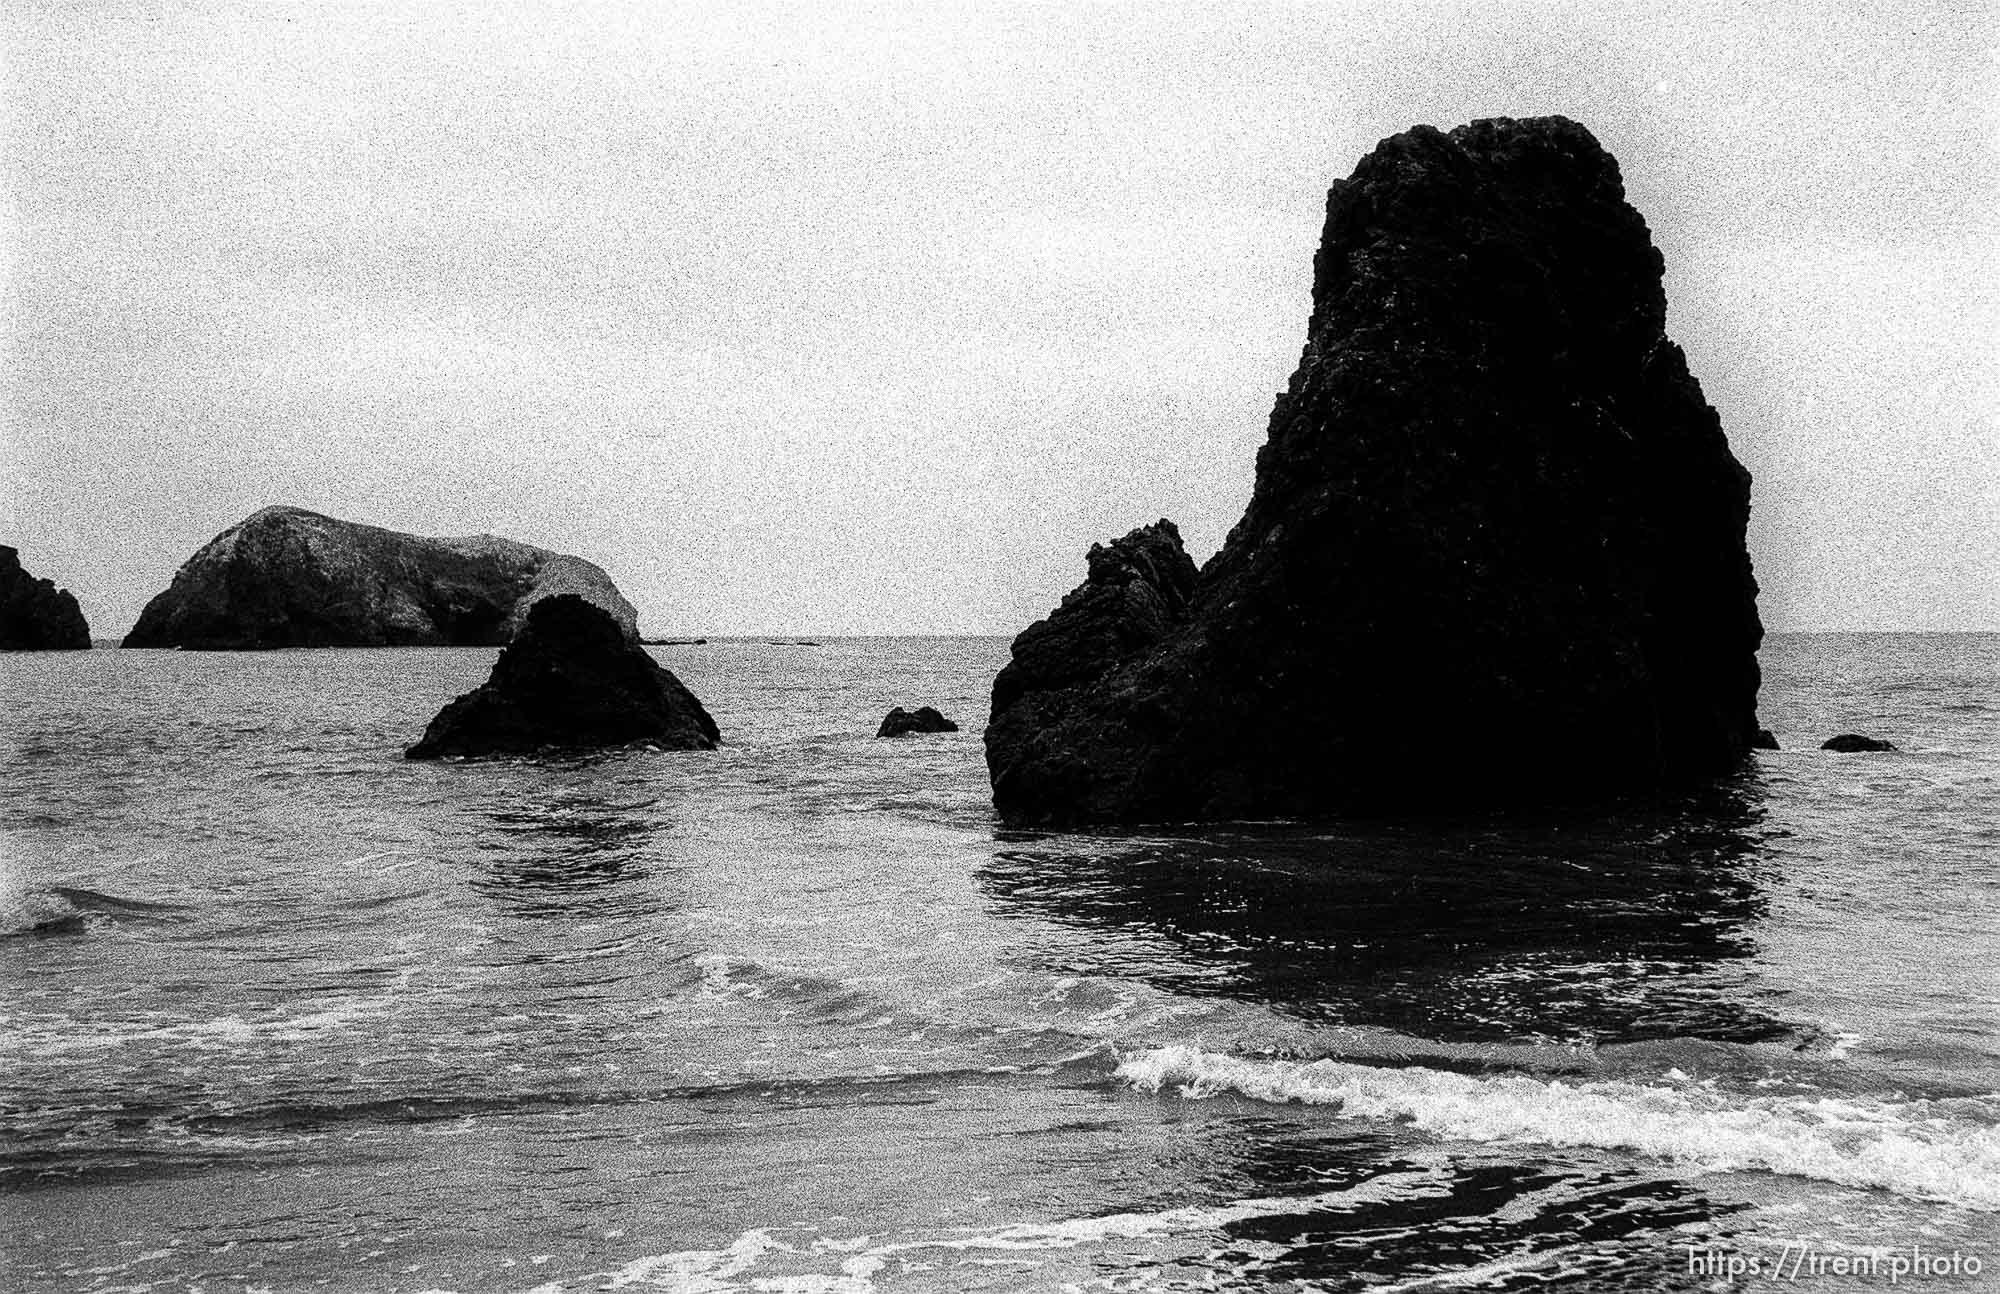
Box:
[0,546,91,650]
[987,116,1766,825]
[123,506,639,650]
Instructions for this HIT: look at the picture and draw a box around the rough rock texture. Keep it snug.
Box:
[0,547,91,650]
[1821,734,1895,753]
[988,117,1765,826]
[406,595,718,760]
[877,706,960,738]
[124,506,638,649]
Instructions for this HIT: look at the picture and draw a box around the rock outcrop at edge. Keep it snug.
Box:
[987,116,1765,826]
[123,506,639,649]
[406,595,718,760]
[0,546,91,650]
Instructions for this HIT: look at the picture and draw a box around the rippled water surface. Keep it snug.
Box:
[2,633,1996,1291]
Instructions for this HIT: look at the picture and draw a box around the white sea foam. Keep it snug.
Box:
[592,1228,788,1290]
[695,955,771,1002]
[1,964,425,1058]
[1115,1045,2000,1211]
[529,1168,1451,1292]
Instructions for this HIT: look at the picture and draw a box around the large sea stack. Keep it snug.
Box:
[0,546,91,650]
[123,506,639,649]
[406,595,719,759]
[987,116,1764,826]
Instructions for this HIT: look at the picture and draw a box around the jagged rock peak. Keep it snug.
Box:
[0,546,91,650]
[989,520,1197,723]
[122,506,638,649]
[987,117,1764,825]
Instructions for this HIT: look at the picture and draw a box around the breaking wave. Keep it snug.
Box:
[1115,1044,2000,1210]
[0,853,185,938]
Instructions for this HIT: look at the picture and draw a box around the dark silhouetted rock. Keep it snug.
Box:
[406,595,718,760]
[1753,729,1780,750]
[877,706,959,738]
[0,547,90,650]
[123,506,638,650]
[988,117,1765,826]
[990,520,1198,723]
[1821,734,1895,753]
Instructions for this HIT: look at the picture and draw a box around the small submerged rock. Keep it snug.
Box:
[406,595,719,760]
[877,706,959,738]
[1821,733,1896,753]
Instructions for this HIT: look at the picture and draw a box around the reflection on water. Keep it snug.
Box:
[981,780,1787,1045]
[468,792,671,919]
[1205,1127,1736,1291]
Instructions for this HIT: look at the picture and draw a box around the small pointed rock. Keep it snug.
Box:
[407,595,718,760]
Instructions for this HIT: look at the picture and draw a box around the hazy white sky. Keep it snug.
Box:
[3,0,1995,635]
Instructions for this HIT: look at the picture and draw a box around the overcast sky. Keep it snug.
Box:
[3,1,1994,636]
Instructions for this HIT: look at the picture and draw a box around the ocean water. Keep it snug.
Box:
[1,632,1996,1292]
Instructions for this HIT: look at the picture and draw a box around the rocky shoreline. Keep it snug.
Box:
[18,120,1806,809]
